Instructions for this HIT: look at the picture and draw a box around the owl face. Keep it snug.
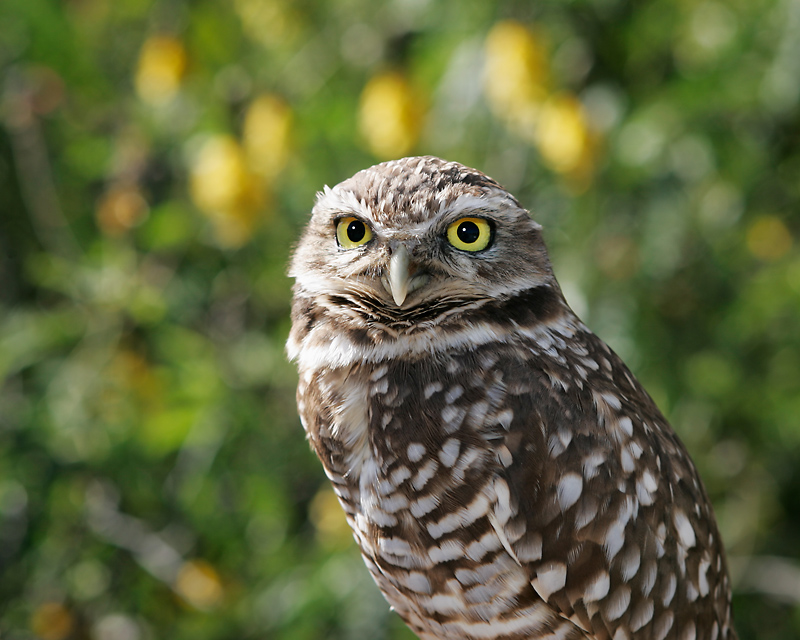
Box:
[290,156,557,325]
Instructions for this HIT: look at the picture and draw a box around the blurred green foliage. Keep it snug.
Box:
[1,0,799,638]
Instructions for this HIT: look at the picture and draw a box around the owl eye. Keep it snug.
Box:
[446,217,493,252]
[336,217,373,249]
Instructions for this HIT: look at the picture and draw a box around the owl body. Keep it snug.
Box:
[288,156,736,640]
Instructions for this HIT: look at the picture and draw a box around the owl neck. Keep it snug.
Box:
[287,284,581,372]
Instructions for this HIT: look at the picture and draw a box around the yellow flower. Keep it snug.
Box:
[30,603,73,640]
[95,183,149,236]
[484,20,549,139]
[135,35,187,105]
[243,94,293,181]
[358,71,424,159]
[536,93,597,187]
[746,215,793,261]
[175,559,224,610]
[189,135,266,247]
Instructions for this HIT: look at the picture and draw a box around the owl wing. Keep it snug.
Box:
[484,331,732,639]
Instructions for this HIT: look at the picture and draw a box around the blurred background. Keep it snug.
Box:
[1,0,799,638]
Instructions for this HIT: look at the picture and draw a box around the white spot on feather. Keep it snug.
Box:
[653,612,674,640]
[575,497,599,529]
[401,571,432,594]
[439,438,461,467]
[367,508,397,527]
[370,377,389,395]
[411,458,438,490]
[464,531,502,562]
[390,465,411,486]
[496,408,514,430]
[642,470,658,492]
[493,478,514,526]
[584,570,610,602]
[630,598,654,632]
[427,492,490,539]
[637,470,658,506]
[380,493,409,513]
[557,473,583,511]
[410,494,439,517]
[662,572,677,606]
[407,442,425,462]
[583,453,605,480]
[379,537,412,557]
[680,621,697,640]
[444,385,463,403]
[620,545,641,581]
[532,562,567,600]
[603,521,626,561]
[580,356,600,371]
[497,445,513,468]
[468,400,490,427]
[428,539,464,563]
[620,448,635,473]
[602,392,623,410]
[603,584,631,621]
[641,560,657,596]
[421,592,462,615]
[441,405,467,432]
[369,365,388,381]
[424,381,443,399]
[514,532,543,562]
[673,510,696,549]
[698,556,711,597]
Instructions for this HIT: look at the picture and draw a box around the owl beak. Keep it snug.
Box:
[387,243,411,307]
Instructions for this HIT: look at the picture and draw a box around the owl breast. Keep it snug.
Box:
[295,313,735,640]
[297,319,605,639]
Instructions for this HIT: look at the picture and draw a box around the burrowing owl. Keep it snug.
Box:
[287,156,736,640]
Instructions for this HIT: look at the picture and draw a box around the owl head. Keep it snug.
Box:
[289,156,560,329]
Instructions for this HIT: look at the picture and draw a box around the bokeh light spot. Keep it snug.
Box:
[135,35,187,106]
[30,603,73,640]
[747,215,793,262]
[175,559,224,610]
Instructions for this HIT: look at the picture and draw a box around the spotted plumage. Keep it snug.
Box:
[287,156,736,640]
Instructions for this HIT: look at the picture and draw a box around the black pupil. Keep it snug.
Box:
[346,220,366,243]
[457,221,481,244]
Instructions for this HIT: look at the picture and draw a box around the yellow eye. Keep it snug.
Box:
[446,217,493,252]
[336,217,373,249]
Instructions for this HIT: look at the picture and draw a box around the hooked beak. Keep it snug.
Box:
[387,244,411,307]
